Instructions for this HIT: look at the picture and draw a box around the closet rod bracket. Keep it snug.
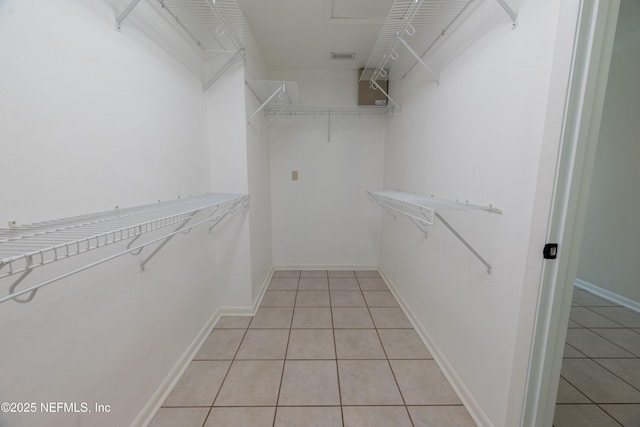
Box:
[139,216,193,272]
[398,37,439,84]
[116,0,143,32]
[495,0,518,28]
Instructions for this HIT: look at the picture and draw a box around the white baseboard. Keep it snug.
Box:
[379,269,493,427]
[133,306,222,427]
[575,278,640,313]
[135,267,274,427]
[273,264,380,271]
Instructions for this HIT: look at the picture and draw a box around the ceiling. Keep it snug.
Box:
[235,0,394,71]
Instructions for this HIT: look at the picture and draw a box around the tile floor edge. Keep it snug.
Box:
[135,267,276,426]
[273,265,381,271]
[134,307,223,427]
[379,268,494,427]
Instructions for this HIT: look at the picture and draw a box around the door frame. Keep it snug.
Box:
[521,0,620,425]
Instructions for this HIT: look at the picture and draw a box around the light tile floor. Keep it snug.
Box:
[150,270,477,427]
[554,287,640,426]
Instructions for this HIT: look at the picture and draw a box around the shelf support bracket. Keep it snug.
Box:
[248,83,285,123]
[435,212,492,274]
[208,197,245,233]
[8,256,36,303]
[116,0,143,32]
[140,217,192,272]
[495,0,518,28]
[203,51,245,92]
[370,81,401,112]
[398,37,439,84]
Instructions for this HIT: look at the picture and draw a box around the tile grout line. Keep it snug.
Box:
[271,272,299,427]
[328,274,346,427]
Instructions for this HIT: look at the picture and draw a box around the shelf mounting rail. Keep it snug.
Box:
[0,193,249,305]
[368,190,502,274]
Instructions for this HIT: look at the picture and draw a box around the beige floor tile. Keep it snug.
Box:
[355,270,381,278]
[567,320,584,328]
[298,277,329,290]
[572,289,619,307]
[214,360,283,406]
[330,290,367,307]
[300,270,328,278]
[357,277,388,290]
[370,307,413,328]
[149,408,210,427]
[570,307,623,328]
[362,290,399,307]
[334,329,386,359]
[261,291,297,307]
[235,329,290,360]
[565,328,634,358]
[292,307,333,328]
[378,329,432,359]
[338,360,403,405]
[328,270,356,277]
[269,277,299,291]
[215,316,251,329]
[563,343,586,359]
[274,407,342,427]
[595,358,640,390]
[390,360,461,405]
[204,407,275,427]
[296,290,330,307]
[163,361,230,406]
[561,359,640,403]
[250,307,293,329]
[590,307,640,328]
[600,404,640,427]
[273,270,300,278]
[287,329,336,359]
[553,404,620,427]
[556,377,590,403]
[343,406,412,427]
[278,360,341,405]
[408,406,476,427]
[592,328,640,356]
[329,278,360,290]
[332,307,375,328]
[194,329,245,360]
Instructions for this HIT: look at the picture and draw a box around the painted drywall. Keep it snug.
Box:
[379,0,580,425]
[268,70,384,268]
[577,0,640,304]
[244,33,275,303]
[0,1,253,426]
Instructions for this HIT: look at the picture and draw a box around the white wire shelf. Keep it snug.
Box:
[368,190,501,273]
[264,105,392,118]
[117,0,247,54]
[0,193,249,304]
[361,0,517,85]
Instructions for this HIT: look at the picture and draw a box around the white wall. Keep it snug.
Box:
[244,32,275,303]
[379,0,580,426]
[0,1,253,426]
[268,70,384,268]
[577,0,640,304]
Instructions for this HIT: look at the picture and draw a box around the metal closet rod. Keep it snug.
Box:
[0,196,249,305]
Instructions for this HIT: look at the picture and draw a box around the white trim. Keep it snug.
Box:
[135,267,274,427]
[273,265,380,271]
[522,1,621,426]
[379,269,493,427]
[133,307,223,427]
[251,267,275,313]
[575,278,640,313]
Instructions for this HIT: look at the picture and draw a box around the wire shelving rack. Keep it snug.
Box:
[368,190,502,273]
[0,193,249,305]
[360,0,517,107]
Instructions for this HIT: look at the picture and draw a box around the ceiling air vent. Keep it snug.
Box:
[331,52,356,60]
